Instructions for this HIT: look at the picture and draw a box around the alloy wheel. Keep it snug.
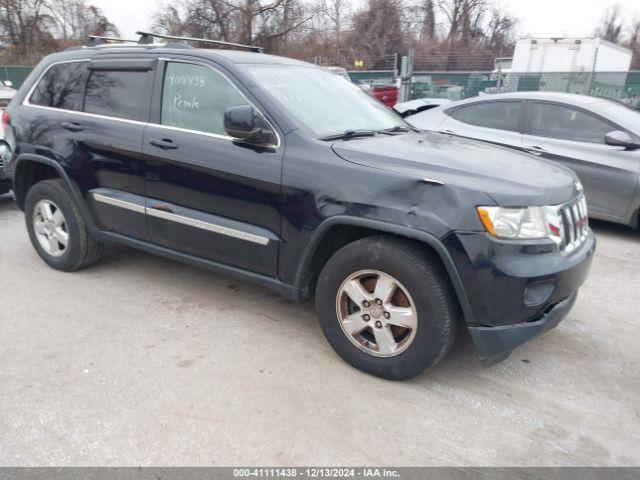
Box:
[335,269,418,357]
[32,199,69,257]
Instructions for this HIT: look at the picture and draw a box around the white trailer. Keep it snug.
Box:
[500,38,633,98]
[511,37,632,73]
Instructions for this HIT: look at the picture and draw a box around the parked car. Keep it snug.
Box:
[393,98,453,117]
[4,42,594,379]
[321,67,399,107]
[0,80,16,109]
[322,66,351,82]
[0,140,10,195]
[405,92,640,228]
[358,80,400,107]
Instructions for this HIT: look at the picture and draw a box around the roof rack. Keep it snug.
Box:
[86,35,138,47]
[135,31,264,53]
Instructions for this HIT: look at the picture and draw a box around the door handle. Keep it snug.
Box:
[523,145,548,156]
[150,139,179,150]
[61,121,83,132]
[439,129,457,135]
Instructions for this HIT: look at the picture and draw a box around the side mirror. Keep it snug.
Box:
[224,105,276,146]
[605,130,640,150]
[3,80,12,88]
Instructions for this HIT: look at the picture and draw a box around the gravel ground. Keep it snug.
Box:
[0,192,638,466]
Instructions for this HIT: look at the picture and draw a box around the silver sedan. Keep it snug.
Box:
[403,92,640,228]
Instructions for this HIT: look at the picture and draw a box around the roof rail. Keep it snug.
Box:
[135,31,264,53]
[86,35,138,47]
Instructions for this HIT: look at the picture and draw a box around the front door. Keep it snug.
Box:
[142,58,283,277]
[523,101,640,218]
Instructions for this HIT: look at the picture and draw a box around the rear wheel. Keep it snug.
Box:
[316,236,459,380]
[25,179,103,271]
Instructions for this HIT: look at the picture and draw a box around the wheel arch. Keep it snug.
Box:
[13,154,97,232]
[293,216,476,325]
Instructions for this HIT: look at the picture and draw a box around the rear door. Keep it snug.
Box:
[58,57,155,240]
[522,101,640,218]
[142,58,283,277]
[437,100,525,152]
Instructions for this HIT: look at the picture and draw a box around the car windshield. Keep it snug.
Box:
[598,100,640,133]
[242,65,406,138]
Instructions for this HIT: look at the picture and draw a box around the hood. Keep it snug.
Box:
[332,131,580,206]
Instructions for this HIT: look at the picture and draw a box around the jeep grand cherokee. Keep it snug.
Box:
[3,41,595,379]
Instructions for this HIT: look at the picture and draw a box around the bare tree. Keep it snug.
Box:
[0,0,55,62]
[628,19,640,69]
[321,0,348,49]
[48,1,119,40]
[0,0,120,63]
[595,4,624,43]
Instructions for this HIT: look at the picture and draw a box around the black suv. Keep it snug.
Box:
[4,40,595,379]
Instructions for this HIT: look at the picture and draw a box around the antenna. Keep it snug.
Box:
[86,36,138,47]
[135,31,264,53]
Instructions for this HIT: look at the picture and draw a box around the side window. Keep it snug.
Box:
[529,102,614,144]
[160,62,247,135]
[29,62,87,110]
[83,70,149,121]
[453,101,522,132]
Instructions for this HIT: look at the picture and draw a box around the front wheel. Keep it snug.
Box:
[316,236,459,380]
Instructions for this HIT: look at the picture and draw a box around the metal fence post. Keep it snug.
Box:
[399,52,413,103]
[587,40,600,96]
[393,52,399,78]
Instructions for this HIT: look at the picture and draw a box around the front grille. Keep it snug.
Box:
[558,195,588,254]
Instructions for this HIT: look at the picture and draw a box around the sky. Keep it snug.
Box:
[96,0,640,41]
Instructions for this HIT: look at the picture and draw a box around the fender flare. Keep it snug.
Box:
[293,215,476,324]
[13,153,98,232]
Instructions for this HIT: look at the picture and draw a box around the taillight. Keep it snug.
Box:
[1,110,10,125]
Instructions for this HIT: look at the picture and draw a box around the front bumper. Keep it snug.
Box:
[442,229,595,364]
[469,293,577,366]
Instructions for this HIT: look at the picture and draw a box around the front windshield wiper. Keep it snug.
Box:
[379,124,420,133]
[319,129,378,141]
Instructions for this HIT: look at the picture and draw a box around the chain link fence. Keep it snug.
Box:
[0,66,33,90]
[310,54,398,87]
[1,62,639,111]
[407,70,640,110]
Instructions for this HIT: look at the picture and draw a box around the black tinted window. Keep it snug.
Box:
[453,101,522,132]
[160,62,246,135]
[29,62,87,110]
[84,70,149,121]
[529,103,614,144]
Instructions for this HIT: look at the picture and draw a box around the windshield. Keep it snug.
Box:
[598,100,640,134]
[243,65,406,138]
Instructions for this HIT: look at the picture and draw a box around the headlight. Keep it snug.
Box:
[477,206,562,241]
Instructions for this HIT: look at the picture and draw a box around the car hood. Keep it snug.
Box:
[332,131,580,206]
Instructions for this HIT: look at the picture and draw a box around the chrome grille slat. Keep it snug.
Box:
[557,194,588,254]
[577,201,585,238]
[571,204,580,241]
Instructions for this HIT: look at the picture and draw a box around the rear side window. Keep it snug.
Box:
[529,102,615,144]
[83,70,149,121]
[453,101,522,132]
[160,62,247,135]
[29,62,87,110]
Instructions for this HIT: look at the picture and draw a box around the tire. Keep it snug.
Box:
[316,236,459,380]
[25,179,103,271]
